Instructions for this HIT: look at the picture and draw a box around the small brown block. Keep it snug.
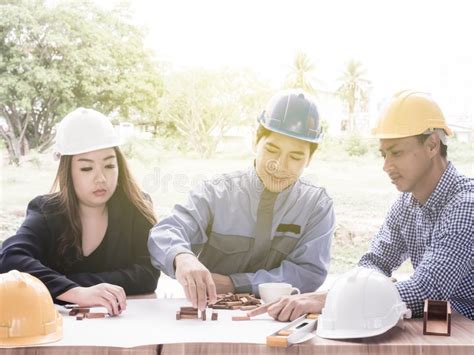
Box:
[306,313,319,320]
[69,308,90,316]
[180,310,199,315]
[232,316,250,321]
[85,312,107,319]
[69,309,79,316]
[225,301,242,307]
[76,313,85,321]
[176,311,181,320]
[180,314,198,319]
[201,310,206,321]
[240,305,257,311]
[211,312,218,321]
[180,307,198,311]
[210,304,228,309]
[277,330,293,336]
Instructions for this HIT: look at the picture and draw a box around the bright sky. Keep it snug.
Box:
[125,0,473,121]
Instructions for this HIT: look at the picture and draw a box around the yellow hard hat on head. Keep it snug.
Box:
[372,91,453,139]
[0,270,63,347]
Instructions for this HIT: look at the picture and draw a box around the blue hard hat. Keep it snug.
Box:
[258,90,323,143]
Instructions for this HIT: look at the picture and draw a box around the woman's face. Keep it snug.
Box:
[71,148,119,208]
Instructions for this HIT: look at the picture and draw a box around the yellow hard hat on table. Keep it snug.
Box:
[0,270,63,347]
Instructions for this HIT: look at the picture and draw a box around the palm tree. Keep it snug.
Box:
[336,60,371,132]
[286,51,319,95]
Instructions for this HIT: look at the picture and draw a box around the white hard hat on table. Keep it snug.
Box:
[317,267,411,339]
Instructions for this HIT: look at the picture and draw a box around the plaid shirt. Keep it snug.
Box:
[359,162,473,319]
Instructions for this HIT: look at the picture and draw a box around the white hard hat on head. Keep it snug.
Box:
[53,108,121,158]
[316,267,411,339]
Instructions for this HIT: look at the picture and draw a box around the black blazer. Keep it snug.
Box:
[0,189,160,299]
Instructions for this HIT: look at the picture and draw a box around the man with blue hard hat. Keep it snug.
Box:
[148,90,335,310]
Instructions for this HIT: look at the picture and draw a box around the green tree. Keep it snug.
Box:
[285,51,319,95]
[0,0,162,164]
[159,68,270,158]
[336,60,371,132]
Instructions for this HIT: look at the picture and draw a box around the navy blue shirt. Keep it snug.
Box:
[0,189,159,300]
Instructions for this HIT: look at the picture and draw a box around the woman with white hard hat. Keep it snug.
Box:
[0,108,160,315]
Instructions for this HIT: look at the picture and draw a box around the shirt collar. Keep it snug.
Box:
[409,162,457,211]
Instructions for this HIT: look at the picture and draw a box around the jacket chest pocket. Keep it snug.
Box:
[198,232,252,274]
[265,236,299,269]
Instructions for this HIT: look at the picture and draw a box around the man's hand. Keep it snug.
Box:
[175,253,217,310]
[211,273,235,294]
[247,291,327,322]
[57,283,126,316]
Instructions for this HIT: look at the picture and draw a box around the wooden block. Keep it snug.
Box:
[176,311,181,320]
[64,304,80,309]
[210,304,228,309]
[180,307,198,312]
[225,301,242,307]
[69,309,79,316]
[232,316,250,321]
[277,330,293,336]
[180,314,198,319]
[201,310,206,321]
[211,312,218,321]
[240,305,257,311]
[69,308,90,316]
[266,335,288,347]
[85,312,107,319]
[76,313,85,321]
[423,300,451,336]
[180,310,199,315]
[306,313,319,320]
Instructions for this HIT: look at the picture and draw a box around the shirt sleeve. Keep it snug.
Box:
[395,199,473,317]
[358,197,408,276]
[230,196,336,294]
[147,182,214,278]
[0,196,79,299]
[66,196,160,295]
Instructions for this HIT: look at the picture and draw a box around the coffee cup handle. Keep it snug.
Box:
[290,287,300,295]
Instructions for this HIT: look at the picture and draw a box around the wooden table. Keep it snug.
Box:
[161,312,473,355]
[1,305,471,355]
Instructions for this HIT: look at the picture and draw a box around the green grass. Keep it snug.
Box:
[1,137,472,274]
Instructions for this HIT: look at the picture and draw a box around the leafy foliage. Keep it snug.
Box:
[159,68,271,158]
[336,60,371,132]
[0,0,162,164]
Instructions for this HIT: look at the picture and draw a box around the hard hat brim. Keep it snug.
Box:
[259,121,323,144]
[371,127,453,139]
[316,323,395,339]
[0,317,62,347]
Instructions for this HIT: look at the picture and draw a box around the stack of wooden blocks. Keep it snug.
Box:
[209,293,261,311]
[176,307,218,321]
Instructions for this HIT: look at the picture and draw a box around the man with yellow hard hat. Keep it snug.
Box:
[248,91,473,321]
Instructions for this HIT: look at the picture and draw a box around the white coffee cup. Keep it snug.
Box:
[258,282,300,304]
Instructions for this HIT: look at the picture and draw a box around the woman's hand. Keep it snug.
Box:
[57,283,126,316]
